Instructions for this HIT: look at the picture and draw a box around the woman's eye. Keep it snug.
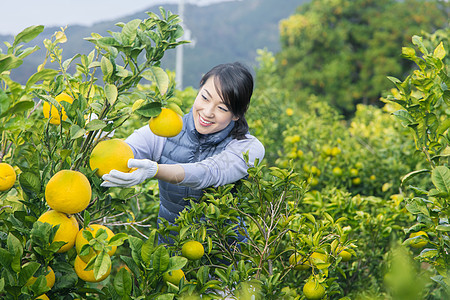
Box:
[202,95,208,101]
[219,106,229,112]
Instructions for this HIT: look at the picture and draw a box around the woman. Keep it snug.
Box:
[101,62,265,240]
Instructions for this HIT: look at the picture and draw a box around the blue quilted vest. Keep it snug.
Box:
[158,110,234,223]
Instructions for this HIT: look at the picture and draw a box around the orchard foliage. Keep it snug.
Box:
[385,28,450,296]
[277,0,448,113]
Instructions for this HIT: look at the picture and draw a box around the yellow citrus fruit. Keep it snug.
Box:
[163,269,185,285]
[330,147,341,156]
[45,170,91,214]
[289,253,310,270]
[149,108,183,137]
[303,279,325,300]
[309,252,328,266]
[332,167,343,176]
[37,210,79,253]
[35,294,50,300]
[350,168,359,177]
[0,162,16,192]
[181,240,204,260]
[336,246,352,262]
[74,255,111,283]
[75,224,117,263]
[89,139,134,177]
[43,92,74,125]
[352,177,361,185]
[26,265,55,289]
[409,231,428,248]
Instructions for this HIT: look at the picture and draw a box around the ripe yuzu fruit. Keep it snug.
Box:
[75,224,117,263]
[0,162,16,191]
[181,241,204,260]
[409,231,428,248]
[37,210,79,253]
[45,170,91,214]
[163,269,185,285]
[289,253,310,270]
[26,265,55,289]
[43,92,74,125]
[303,279,325,300]
[89,139,134,177]
[74,255,111,283]
[149,108,183,137]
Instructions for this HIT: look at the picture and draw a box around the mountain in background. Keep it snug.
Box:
[1,0,308,88]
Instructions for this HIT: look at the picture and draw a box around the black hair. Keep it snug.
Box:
[199,62,253,140]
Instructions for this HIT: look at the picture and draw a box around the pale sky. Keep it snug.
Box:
[0,0,233,35]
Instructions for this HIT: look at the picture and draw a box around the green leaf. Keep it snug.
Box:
[135,101,161,118]
[141,66,169,95]
[432,166,450,195]
[140,240,153,266]
[405,198,430,216]
[25,69,59,90]
[101,56,114,80]
[402,47,416,59]
[152,246,170,273]
[85,119,106,131]
[70,124,86,140]
[167,256,188,273]
[108,233,128,247]
[17,45,40,60]
[0,248,13,270]
[19,171,41,194]
[13,25,44,47]
[418,248,438,259]
[93,250,111,280]
[393,110,415,126]
[104,83,118,105]
[433,42,446,60]
[412,35,428,55]
[0,100,34,118]
[401,169,430,185]
[436,225,450,232]
[19,261,40,285]
[114,267,133,296]
[121,19,141,45]
[0,54,23,73]
[7,233,23,273]
[303,213,316,224]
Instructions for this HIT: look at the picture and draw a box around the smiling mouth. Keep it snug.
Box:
[199,115,214,126]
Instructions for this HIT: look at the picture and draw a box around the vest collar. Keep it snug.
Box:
[185,108,235,146]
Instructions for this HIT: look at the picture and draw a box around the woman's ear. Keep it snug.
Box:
[232,115,239,121]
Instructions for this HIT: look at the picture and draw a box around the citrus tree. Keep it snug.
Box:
[385,28,450,297]
[0,7,189,299]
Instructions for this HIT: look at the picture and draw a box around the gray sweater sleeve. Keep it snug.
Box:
[179,135,265,189]
[124,125,166,161]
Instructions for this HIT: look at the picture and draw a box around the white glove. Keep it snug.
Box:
[101,158,158,187]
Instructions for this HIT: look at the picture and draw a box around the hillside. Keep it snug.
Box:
[0,0,307,88]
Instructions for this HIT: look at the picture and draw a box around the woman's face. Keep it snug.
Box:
[192,77,238,135]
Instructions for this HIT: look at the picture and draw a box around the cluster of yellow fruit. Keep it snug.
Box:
[32,139,136,292]
[162,240,205,286]
[37,168,116,283]
[288,248,353,299]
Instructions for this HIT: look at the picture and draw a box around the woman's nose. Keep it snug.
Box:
[203,103,214,117]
